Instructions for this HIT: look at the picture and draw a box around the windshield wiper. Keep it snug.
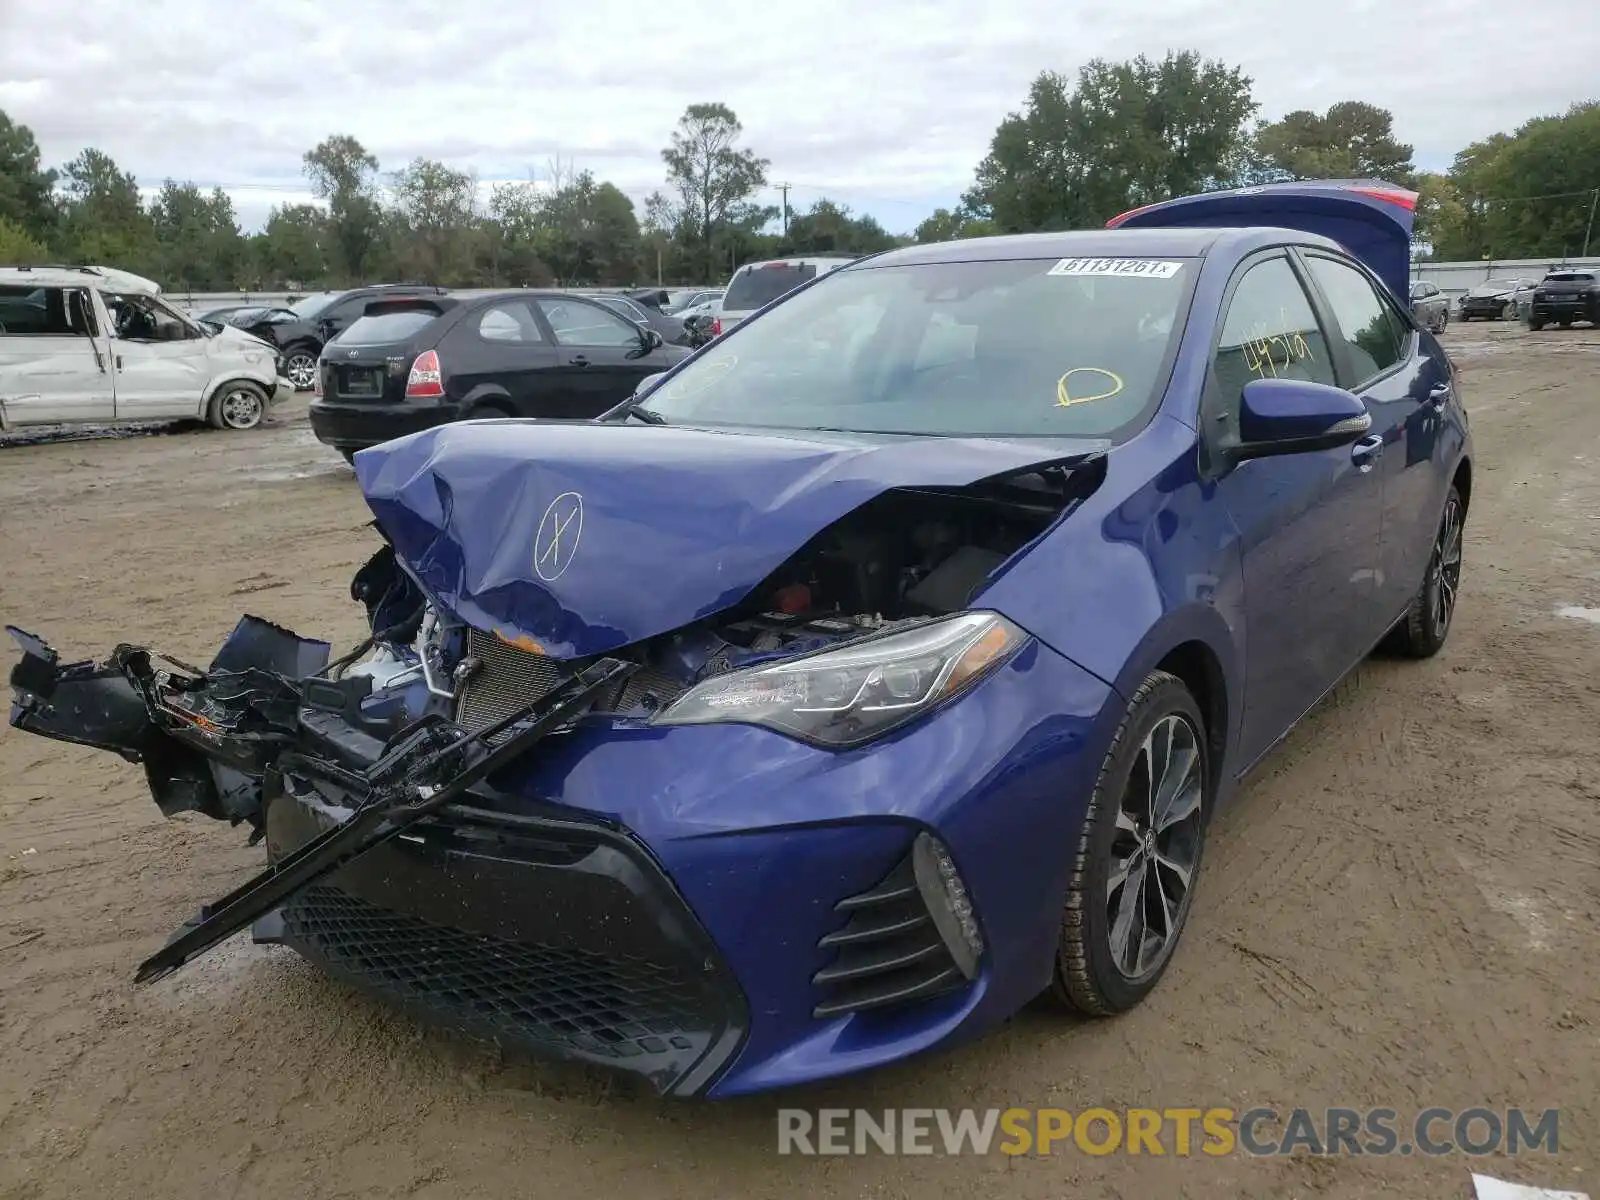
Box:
[620,403,668,425]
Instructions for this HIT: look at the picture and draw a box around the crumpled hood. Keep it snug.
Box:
[354,420,1104,658]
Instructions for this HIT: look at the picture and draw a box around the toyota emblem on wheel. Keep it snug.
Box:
[534,491,584,582]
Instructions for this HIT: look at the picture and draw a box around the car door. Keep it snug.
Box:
[451,300,563,414]
[108,293,213,419]
[1203,252,1386,768]
[1300,252,1448,626]
[0,284,114,424]
[531,296,660,415]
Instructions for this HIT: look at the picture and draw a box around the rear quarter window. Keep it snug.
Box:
[339,310,441,345]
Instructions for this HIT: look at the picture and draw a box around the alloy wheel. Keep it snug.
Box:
[1429,494,1463,639]
[1106,713,1203,982]
[219,387,264,430]
[285,353,317,390]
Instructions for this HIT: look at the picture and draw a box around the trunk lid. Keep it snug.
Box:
[353,420,1107,659]
[1108,179,1418,302]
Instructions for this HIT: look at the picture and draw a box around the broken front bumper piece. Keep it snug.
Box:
[5,619,632,984]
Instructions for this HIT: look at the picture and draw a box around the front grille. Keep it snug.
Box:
[283,885,715,1062]
[455,627,567,732]
[812,853,965,1018]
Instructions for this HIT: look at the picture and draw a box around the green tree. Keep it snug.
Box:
[1469,103,1600,258]
[149,181,246,289]
[303,134,384,281]
[488,181,553,285]
[254,203,331,285]
[660,103,770,280]
[1252,101,1415,183]
[0,215,50,264]
[965,52,1258,232]
[389,157,478,283]
[57,148,158,275]
[913,206,997,243]
[781,199,899,255]
[0,110,57,244]
[1412,171,1470,259]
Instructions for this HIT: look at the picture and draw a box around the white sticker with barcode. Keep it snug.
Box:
[1047,257,1184,279]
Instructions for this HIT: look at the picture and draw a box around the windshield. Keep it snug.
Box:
[646,257,1195,438]
[289,293,339,320]
[724,263,821,311]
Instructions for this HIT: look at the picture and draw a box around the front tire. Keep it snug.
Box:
[1051,671,1210,1016]
[283,347,318,391]
[207,381,267,431]
[1386,485,1464,659]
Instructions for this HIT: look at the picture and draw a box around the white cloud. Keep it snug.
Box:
[2,0,1595,232]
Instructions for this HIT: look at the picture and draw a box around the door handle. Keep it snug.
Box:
[115,354,123,371]
[568,355,590,367]
[1351,433,1385,470]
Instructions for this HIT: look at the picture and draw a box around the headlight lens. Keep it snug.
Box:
[653,611,1028,747]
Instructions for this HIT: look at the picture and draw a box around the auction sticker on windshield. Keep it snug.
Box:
[1047,258,1184,279]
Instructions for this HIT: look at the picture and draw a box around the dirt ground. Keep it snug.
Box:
[1,321,1597,1200]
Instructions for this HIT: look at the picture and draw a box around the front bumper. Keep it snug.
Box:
[1460,297,1511,317]
[308,398,461,451]
[259,779,749,1096]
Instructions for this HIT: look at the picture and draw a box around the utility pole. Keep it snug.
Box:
[778,183,791,237]
[1583,188,1599,259]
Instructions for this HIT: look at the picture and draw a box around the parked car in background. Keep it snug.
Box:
[194,304,263,326]
[711,255,858,335]
[1528,269,1600,330]
[0,264,293,432]
[241,285,450,391]
[589,293,692,347]
[9,180,1473,1097]
[665,288,722,314]
[1458,278,1532,321]
[308,290,689,459]
[1409,281,1449,332]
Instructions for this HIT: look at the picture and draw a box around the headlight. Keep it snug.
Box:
[653,611,1028,747]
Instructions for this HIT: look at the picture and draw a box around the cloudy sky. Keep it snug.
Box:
[1,0,1593,234]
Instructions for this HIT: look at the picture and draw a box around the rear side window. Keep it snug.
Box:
[0,285,76,336]
[1303,256,1408,385]
[724,263,819,311]
[477,302,544,343]
[340,310,440,346]
[1211,256,1336,441]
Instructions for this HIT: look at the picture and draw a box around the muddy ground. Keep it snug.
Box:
[1,322,1597,1199]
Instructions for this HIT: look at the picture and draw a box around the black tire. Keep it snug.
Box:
[1051,670,1210,1016]
[207,380,268,431]
[1385,485,1464,659]
[1559,318,1572,329]
[1529,318,1544,331]
[339,448,356,465]
[461,401,514,423]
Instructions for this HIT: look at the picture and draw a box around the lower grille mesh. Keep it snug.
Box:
[283,885,713,1060]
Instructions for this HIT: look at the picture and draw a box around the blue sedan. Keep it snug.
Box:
[7,181,1469,1097]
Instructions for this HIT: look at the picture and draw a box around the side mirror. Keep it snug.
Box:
[1233,378,1371,462]
[641,327,664,352]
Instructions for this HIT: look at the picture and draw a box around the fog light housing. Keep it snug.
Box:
[911,832,984,979]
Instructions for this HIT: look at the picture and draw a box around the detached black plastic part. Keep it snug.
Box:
[5,617,332,826]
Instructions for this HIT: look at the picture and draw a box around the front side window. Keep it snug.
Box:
[1303,255,1408,384]
[646,256,1198,439]
[535,298,642,348]
[1210,256,1336,443]
[107,294,195,342]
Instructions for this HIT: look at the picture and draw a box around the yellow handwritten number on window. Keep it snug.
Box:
[1057,367,1125,408]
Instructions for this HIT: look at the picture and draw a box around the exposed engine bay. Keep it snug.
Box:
[4,462,1094,983]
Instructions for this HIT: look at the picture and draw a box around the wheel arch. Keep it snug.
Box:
[202,370,275,406]
[458,383,517,417]
[1452,455,1472,515]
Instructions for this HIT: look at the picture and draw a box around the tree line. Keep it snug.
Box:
[0,66,1595,293]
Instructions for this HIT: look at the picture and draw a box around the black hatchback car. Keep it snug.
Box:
[309,291,691,459]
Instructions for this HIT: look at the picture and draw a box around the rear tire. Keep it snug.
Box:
[1529,317,1544,331]
[283,346,318,391]
[1384,485,1464,659]
[1051,671,1210,1016]
[207,381,267,431]
[462,401,514,422]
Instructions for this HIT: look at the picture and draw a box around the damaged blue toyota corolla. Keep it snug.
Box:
[7,181,1471,1097]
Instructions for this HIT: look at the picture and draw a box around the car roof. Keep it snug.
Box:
[862,226,1343,268]
[0,264,163,294]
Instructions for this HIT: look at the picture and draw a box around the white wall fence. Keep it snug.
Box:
[1413,257,1599,299]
